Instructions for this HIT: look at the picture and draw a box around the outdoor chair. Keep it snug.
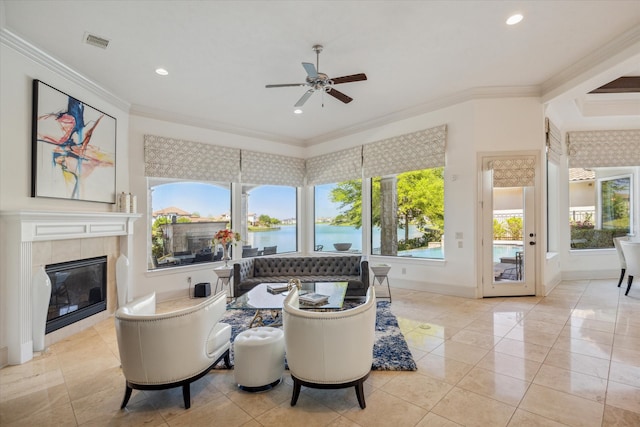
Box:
[262,245,277,255]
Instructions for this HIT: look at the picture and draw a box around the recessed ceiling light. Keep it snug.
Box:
[155,68,169,76]
[293,109,303,114]
[506,14,523,25]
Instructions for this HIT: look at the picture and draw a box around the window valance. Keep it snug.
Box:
[567,129,640,168]
[306,146,362,185]
[490,157,536,188]
[546,118,562,165]
[363,124,447,178]
[241,150,305,186]
[144,135,240,182]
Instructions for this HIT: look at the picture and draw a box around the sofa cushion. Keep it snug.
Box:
[253,256,361,278]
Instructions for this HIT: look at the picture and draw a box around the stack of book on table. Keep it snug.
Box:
[299,292,329,305]
[267,283,289,294]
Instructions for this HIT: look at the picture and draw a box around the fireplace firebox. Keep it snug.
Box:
[45,256,107,334]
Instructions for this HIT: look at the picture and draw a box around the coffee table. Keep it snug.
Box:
[228,282,348,328]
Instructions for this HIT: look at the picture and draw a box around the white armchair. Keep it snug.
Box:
[115,291,231,409]
[620,240,640,296]
[282,285,376,409]
[613,236,629,287]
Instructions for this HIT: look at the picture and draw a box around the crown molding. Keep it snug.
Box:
[0,28,130,112]
[302,86,541,146]
[541,26,640,103]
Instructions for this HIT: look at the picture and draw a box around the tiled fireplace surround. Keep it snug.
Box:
[1,211,139,366]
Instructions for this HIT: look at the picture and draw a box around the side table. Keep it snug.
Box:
[214,266,233,297]
[370,264,392,302]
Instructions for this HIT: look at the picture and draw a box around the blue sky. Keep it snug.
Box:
[152,182,340,219]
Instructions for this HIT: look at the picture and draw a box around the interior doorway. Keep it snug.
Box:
[481,155,537,297]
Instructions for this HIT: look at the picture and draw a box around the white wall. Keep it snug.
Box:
[0,43,130,362]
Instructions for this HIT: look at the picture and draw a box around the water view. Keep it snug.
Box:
[248,224,522,260]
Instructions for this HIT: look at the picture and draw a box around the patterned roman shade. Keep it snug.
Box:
[546,118,562,165]
[306,146,362,185]
[567,129,640,168]
[363,125,447,177]
[144,135,240,182]
[490,157,536,187]
[241,150,305,186]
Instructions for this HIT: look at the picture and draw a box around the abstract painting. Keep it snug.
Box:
[32,80,116,203]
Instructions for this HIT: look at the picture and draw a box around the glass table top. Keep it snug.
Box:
[228,282,348,310]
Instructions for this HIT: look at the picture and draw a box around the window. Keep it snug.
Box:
[370,168,444,258]
[314,181,362,254]
[569,168,632,249]
[149,179,231,269]
[243,184,297,256]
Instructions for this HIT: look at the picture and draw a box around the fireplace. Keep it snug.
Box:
[45,256,107,334]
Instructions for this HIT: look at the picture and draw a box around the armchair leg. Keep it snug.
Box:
[618,268,626,287]
[224,350,231,368]
[626,275,634,296]
[291,378,302,406]
[355,381,366,409]
[182,384,191,409]
[120,384,133,409]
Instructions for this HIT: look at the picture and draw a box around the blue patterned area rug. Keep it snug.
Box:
[216,301,417,371]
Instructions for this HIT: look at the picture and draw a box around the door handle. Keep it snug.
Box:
[529,241,536,245]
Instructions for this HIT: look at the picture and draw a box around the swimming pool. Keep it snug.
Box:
[401,244,522,261]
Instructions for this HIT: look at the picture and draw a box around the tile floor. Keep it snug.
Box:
[1,279,639,426]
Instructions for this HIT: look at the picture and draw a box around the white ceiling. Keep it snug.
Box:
[2,1,639,146]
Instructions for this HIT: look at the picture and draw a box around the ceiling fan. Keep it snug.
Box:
[266,44,367,107]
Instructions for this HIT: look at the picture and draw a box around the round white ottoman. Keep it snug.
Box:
[234,326,285,392]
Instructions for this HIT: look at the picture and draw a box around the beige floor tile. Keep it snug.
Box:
[611,346,640,367]
[415,353,474,385]
[404,330,446,352]
[609,360,640,388]
[568,316,616,334]
[552,335,612,360]
[431,387,516,427]
[613,333,640,352]
[168,394,253,426]
[457,367,529,406]
[494,338,551,363]
[449,329,500,349]
[605,380,640,414]
[532,364,607,403]
[415,412,463,426]
[504,326,559,347]
[341,389,428,427]
[2,401,78,427]
[430,341,489,365]
[463,319,514,337]
[560,325,615,346]
[0,383,70,425]
[506,408,568,426]
[543,348,611,379]
[602,404,640,426]
[383,372,453,410]
[476,351,541,382]
[520,384,603,427]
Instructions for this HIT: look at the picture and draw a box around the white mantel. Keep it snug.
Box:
[0,210,140,365]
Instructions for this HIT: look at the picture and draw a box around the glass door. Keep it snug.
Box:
[482,156,537,297]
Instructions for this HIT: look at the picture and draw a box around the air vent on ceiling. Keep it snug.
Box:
[84,32,110,49]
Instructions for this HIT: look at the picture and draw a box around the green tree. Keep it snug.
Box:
[505,217,522,240]
[329,180,363,227]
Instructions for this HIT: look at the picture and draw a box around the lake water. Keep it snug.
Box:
[248,224,521,260]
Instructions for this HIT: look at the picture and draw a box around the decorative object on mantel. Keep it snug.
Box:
[116,254,129,307]
[32,265,52,352]
[117,192,137,213]
[213,228,240,267]
[31,80,117,204]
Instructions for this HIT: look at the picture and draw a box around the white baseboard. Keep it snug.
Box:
[392,279,477,298]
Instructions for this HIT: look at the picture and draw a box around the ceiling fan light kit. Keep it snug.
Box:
[266,44,367,108]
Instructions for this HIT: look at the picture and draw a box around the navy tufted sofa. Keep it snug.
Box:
[233,256,369,298]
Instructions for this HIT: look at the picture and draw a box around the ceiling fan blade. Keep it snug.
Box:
[265,83,307,88]
[331,73,367,85]
[327,88,353,104]
[294,89,314,107]
[302,62,318,79]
